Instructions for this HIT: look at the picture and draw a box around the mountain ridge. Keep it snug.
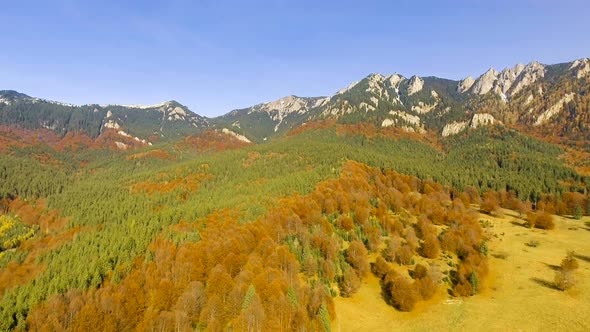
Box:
[2,57,589,145]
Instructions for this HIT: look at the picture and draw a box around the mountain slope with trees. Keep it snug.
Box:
[0,57,589,331]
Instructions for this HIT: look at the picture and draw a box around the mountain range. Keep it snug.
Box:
[1,58,589,146]
[2,57,590,332]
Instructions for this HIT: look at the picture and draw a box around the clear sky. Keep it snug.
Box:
[1,0,589,117]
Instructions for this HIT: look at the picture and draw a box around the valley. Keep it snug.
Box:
[1,58,589,331]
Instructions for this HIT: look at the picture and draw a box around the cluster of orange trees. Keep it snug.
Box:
[179,130,252,153]
[479,188,589,229]
[25,161,493,330]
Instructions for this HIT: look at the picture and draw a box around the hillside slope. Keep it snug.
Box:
[0,91,209,144]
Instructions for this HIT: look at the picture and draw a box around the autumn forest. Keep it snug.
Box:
[0,114,589,331]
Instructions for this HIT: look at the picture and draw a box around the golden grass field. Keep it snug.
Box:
[333,210,590,332]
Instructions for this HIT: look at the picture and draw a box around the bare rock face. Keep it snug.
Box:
[381,110,425,133]
[441,113,498,137]
[387,73,405,86]
[250,95,319,132]
[510,61,545,96]
[365,74,387,96]
[470,113,496,128]
[412,90,440,114]
[103,120,121,130]
[168,106,188,120]
[442,121,468,137]
[471,68,498,95]
[221,128,251,143]
[534,92,575,126]
[571,58,590,79]
[254,95,308,115]
[381,118,395,127]
[463,61,545,99]
[407,76,424,95]
[494,63,525,95]
[458,76,475,93]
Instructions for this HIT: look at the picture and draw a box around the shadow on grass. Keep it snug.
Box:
[530,277,559,291]
[503,210,520,218]
[492,252,509,260]
[510,220,526,228]
[574,253,590,263]
[543,262,560,271]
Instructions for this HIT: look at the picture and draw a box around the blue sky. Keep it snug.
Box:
[1,0,589,117]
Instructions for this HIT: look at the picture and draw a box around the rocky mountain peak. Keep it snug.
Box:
[247,95,325,132]
[407,76,424,95]
[471,68,499,95]
[494,63,525,95]
[0,90,33,105]
[510,61,545,96]
[252,95,321,114]
[466,61,545,99]
[386,73,405,86]
[457,76,475,93]
[570,58,590,79]
[367,73,385,81]
[252,95,312,114]
[336,80,360,95]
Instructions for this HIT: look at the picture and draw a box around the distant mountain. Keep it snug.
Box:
[212,57,590,144]
[0,92,209,144]
[2,57,589,146]
[308,73,465,133]
[212,95,326,142]
[96,101,209,142]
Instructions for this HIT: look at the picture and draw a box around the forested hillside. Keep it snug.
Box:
[0,122,588,330]
[0,91,208,144]
[0,57,589,331]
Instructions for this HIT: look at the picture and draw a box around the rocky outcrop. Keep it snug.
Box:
[571,58,590,79]
[494,63,525,95]
[381,118,395,127]
[221,128,252,143]
[103,120,121,130]
[249,95,322,131]
[381,111,423,132]
[442,121,468,137]
[252,95,309,115]
[441,113,497,137]
[387,74,404,86]
[407,76,424,95]
[510,61,545,96]
[458,76,475,93]
[389,110,421,126]
[168,106,188,120]
[412,101,437,114]
[463,61,545,99]
[471,68,498,95]
[411,90,440,114]
[365,74,386,95]
[470,113,496,128]
[534,93,575,126]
